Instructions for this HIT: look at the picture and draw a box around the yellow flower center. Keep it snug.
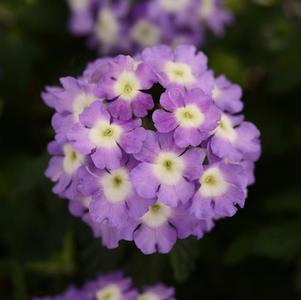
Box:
[114,71,141,100]
[164,61,195,85]
[89,121,122,148]
[176,104,204,128]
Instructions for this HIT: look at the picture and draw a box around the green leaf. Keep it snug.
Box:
[27,232,76,276]
[169,238,200,283]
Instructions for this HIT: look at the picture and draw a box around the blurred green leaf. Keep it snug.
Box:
[27,232,76,276]
[169,238,200,283]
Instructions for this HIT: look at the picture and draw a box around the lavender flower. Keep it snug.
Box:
[141,45,208,89]
[42,77,99,142]
[97,55,156,120]
[132,201,212,254]
[132,131,204,207]
[197,0,233,36]
[138,284,176,300]
[209,113,261,161]
[83,272,138,300]
[68,0,94,35]
[68,102,146,169]
[44,45,261,254]
[190,161,248,219]
[212,75,243,113]
[45,141,85,200]
[77,156,153,228]
[153,88,220,147]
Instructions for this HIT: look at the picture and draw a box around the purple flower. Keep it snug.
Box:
[132,131,205,207]
[42,77,100,142]
[132,201,209,254]
[190,161,248,219]
[212,75,243,113]
[41,86,64,109]
[139,284,176,300]
[209,113,261,162]
[83,214,125,249]
[45,141,85,200]
[83,57,112,84]
[153,88,221,147]
[97,55,155,120]
[77,156,153,228]
[67,0,94,35]
[68,102,146,169]
[141,45,208,89]
[68,193,91,217]
[83,272,138,300]
[197,0,233,36]
[89,0,130,53]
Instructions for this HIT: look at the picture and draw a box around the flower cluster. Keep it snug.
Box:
[43,45,261,254]
[67,0,233,53]
[33,271,175,299]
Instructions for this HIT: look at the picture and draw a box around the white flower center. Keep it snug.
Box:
[62,144,84,175]
[82,196,92,208]
[153,152,184,185]
[89,120,122,148]
[114,71,141,101]
[95,8,119,46]
[131,20,161,48]
[68,0,89,11]
[212,84,221,102]
[138,292,160,300]
[96,284,121,300]
[164,61,195,85]
[175,104,205,128]
[199,167,228,197]
[72,93,96,122]
[199,0,215,19]
[215,114,237,143]
[158,0,189,12]
[100,168,132,203]
[141,201,172,228]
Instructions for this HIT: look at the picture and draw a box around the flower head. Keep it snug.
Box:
[33,272,176,300]
[67,0,233,54]
[44,44,261,254]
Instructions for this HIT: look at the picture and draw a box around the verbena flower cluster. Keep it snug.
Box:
[67,0,233,53]
[33,271,175,299]
[43,44,261,254]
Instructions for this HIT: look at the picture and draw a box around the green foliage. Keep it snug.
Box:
[0,0,301,299]
[169,238,200,283]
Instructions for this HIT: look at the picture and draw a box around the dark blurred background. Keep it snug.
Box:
[0,0,301,299]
